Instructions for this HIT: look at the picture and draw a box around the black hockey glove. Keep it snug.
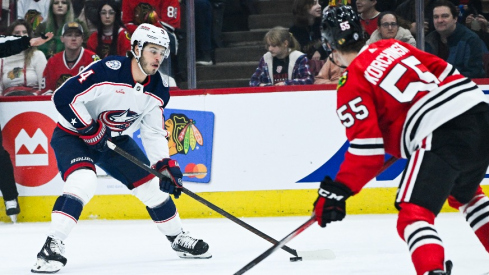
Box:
[154,158,183,199]
[313,176,353,228]
[78,120,111,152]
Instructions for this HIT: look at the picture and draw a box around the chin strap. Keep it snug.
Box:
[329,53,347,69]
[131,49,148,76]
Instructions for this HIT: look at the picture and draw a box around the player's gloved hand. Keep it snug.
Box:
[154,158,183,199]
[78,119,111,152]
[313,176,353,228]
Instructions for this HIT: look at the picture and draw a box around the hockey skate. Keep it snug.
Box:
[4,198,20,223]
[31,237,67,273]
[426,260,453,275]
[167,231,212,259]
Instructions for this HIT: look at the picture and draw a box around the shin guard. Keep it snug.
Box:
[48,195,84,240]
[451,188,489,252]
[146,197,182,237]
[397,203,445,275]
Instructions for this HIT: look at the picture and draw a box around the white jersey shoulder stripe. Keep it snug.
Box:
[401,78,488,158]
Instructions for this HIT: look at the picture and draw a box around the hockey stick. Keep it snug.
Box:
[234,156,398,275]
[106,140,333,261]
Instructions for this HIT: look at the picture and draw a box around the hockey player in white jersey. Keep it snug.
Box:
[31,24,211,274]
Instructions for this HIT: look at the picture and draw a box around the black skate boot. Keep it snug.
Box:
[167,231,212,259]
[4,198,20,223]
[427,260,453,275]
[31,237,67,273]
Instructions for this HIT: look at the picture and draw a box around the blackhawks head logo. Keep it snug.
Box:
[165,114,203,156]
[337,71,348,89]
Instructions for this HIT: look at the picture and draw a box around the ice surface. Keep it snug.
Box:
[2,213,489,275]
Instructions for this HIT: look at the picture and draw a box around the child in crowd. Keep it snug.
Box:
[250,26,314,86]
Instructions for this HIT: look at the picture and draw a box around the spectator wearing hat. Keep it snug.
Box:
[41,22,100,94]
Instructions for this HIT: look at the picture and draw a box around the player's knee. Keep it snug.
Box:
[63,168,97,205]
[397,202,436,240]
[449,186,486,210]
[132,177,169,207]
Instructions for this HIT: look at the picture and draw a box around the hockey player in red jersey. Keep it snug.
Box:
[31,23,211,274]
[313,5,489,275]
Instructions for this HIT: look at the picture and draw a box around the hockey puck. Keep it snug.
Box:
[289,256,303,262]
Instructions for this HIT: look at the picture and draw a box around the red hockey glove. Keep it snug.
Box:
[78,120,111,152]
[154,158,183,199]
[313,176,353,228]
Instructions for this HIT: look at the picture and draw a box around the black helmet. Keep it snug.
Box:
[321,5,365,51]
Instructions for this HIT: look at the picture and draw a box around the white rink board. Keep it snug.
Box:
[1,85,489,197]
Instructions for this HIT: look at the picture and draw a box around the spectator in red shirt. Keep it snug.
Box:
[86,0,131,58]
[356,0,380,36]
[41,22,100,94]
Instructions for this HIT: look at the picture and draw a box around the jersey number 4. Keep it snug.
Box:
[78,70,94,84]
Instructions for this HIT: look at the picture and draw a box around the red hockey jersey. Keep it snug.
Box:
[334,39,488,194]
[41,48,100,94]
[86,28,131,58]
[122,0,180,30]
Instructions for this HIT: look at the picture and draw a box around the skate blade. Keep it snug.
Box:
[8,214,17,223]
[177,251,212,259]
[31,258,65,273]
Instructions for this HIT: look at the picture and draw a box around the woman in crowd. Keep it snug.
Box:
[0,19,47,96]
[289,0,329,60]
[35,0,88,59]
[250,26,313,86]
[86,0,131,58]
[366,11,416,46]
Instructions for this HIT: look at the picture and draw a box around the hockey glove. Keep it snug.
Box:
[313,176,353,228]
[78,120,111,152]
[155,158,183,199]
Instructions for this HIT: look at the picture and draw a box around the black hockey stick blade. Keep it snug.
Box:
[234,215,317,275]
[106,140,331,260]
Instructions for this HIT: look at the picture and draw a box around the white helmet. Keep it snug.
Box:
[131,23,170,60]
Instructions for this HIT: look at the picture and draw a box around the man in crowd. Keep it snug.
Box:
[41,22,100,94]
[425,0,488,78]
[356,0,380,36]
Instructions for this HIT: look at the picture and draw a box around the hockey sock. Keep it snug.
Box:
[451,188,489,252]
[397,203,444,275]
[48,194,83,240]
[146,197,182,237]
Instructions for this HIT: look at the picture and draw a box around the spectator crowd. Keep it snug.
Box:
[1,0,223,96]
[3,0,489,92]
[251,0,489,86]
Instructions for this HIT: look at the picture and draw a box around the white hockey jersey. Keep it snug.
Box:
[52,55,171,164]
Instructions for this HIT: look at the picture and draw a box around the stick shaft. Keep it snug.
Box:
[234,215,316,275]
[234,156,398,274]
[106,141,300,257]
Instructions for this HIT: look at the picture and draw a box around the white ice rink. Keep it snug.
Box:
[2,213,489,275]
